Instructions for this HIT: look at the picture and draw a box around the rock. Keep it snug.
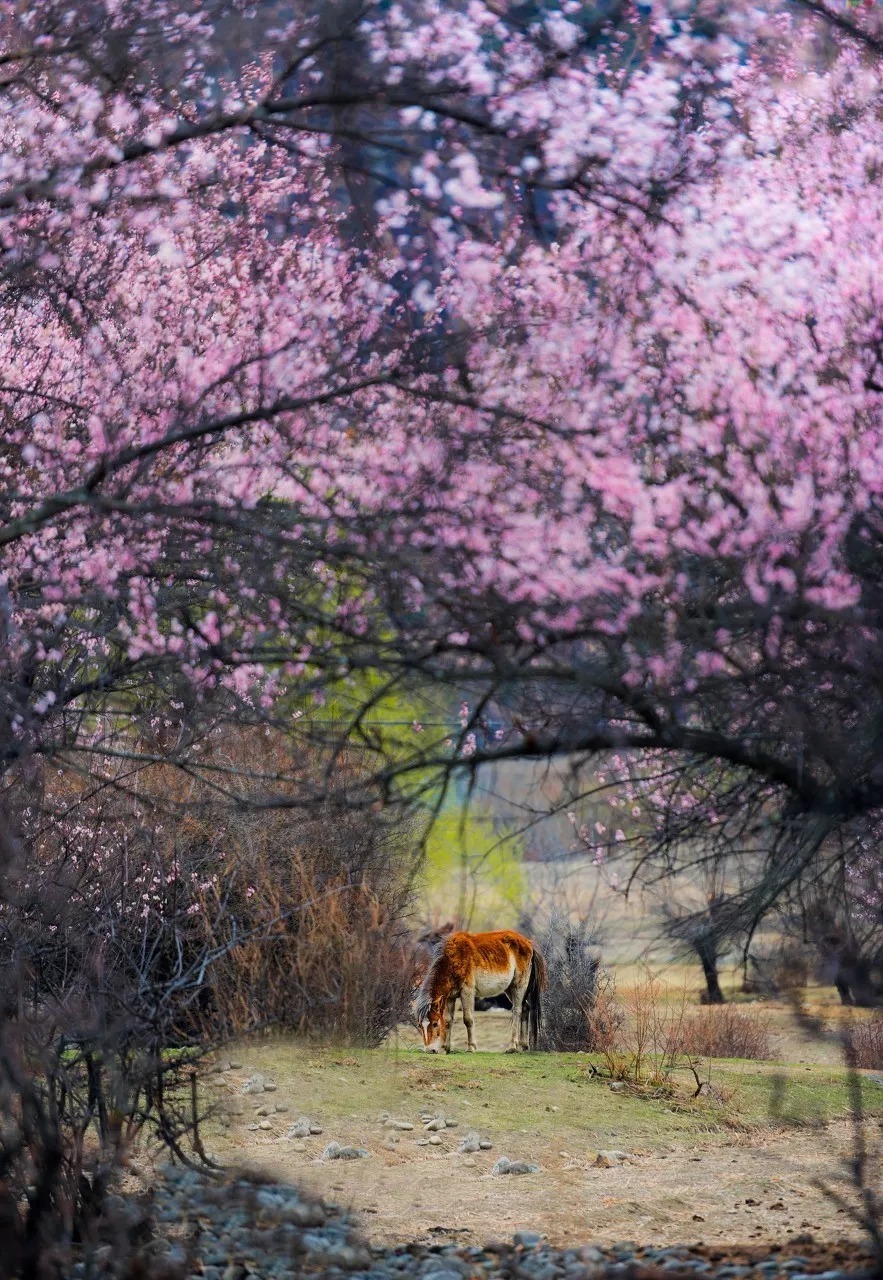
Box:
[514,1231,544,1248]
[258,1119,274,1131]
[289,1140,307,1152]
[608,1082,626,1093]
[322,1142,369,1160]
[246,1123,261,1131]
[385,1119,415,1131]
[428,1135,444,1146]
[458,1132,481,1154]
[263,1081,278,1092]
[309,1123,323,1134]
[255,1105,275,1117]
[492,1157,539,1175]
[274,1103,289,1112]
[478,1138,493,1150]
[287,1117,313,1139]
[228,1060,243,1069]
[424,1118,447,1132]
[323,1245,371,1268]
[383,1136,400,1150]
[242,1074,265,1095]
[595,1150,636,1167]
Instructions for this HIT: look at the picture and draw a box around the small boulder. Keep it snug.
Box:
[322,1142,369,1160]
[514,1231,544,1248]
[242,1074,265,1095]
[458,1132,481,1154]
[287,1117,313,1139]
[492,1157,539,1176]
[424,1117,447,1132]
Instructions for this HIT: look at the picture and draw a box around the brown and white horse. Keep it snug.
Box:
[413,930,545,1053]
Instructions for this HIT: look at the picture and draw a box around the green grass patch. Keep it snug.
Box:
[207,1040,883,1153]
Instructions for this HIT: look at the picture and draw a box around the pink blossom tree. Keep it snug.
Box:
[1,0,882,922]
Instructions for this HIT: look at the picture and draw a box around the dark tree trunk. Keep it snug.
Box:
[695,937,725,1004]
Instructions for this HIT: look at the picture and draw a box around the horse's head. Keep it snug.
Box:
[414,995,447,1053]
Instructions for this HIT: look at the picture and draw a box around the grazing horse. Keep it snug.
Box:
[413,930,545,1053]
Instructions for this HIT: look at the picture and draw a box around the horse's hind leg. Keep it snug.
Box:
[460,985,477,1052]
[506,972,529,1052]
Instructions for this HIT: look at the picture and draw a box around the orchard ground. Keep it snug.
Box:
[201,990,883,1253]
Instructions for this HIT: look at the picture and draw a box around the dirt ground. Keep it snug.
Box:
[204,1008,883,1251]
[251,1121,866,1249]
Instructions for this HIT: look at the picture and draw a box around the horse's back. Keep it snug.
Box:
[444,930,535,985]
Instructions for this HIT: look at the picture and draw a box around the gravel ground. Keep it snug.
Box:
[74,1167,878,1280]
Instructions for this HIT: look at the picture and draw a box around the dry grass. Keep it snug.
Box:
[841,1013,883,1070]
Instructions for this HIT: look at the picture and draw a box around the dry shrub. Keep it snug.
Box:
[593,970,684,1085]
[841,1014,883,1069]
[205,849,416,1044]
[744,943,811,996]
[18,727,419,1047]
[529,913,613,1052]
[0,727,419,1274]
[671,1004,773,1060]
[587,971,771,1089]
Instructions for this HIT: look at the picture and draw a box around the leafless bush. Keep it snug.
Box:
[743,942,811,996]
[531,913,612,1051]
[0,812,205,1279]
[587,971,770,1093]
[671,1004,773,1060]
[16,729,418,1047]
[0,728,419,1275]
[841,1014,883,1070]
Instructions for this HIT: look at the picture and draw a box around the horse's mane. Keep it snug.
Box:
[412,939,447,1022]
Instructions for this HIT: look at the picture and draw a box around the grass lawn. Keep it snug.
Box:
[206,1036,883,1147]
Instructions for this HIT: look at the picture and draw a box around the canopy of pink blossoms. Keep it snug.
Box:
[1,0,882,827]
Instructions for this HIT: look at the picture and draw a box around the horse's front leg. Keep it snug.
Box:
[460,985,477,1052]
[444,995,457,1052]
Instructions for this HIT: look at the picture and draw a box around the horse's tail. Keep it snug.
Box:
[524,944,546,1051]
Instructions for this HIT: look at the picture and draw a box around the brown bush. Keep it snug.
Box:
[586,971,772,1088]
[841,1014,883,1069]
[0,726,420,1275]
[14,727,419,1047]
[524,913,614,1052]
[670,1004,773,1060]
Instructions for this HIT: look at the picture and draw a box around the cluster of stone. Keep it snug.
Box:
[66,1167,877,1280]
